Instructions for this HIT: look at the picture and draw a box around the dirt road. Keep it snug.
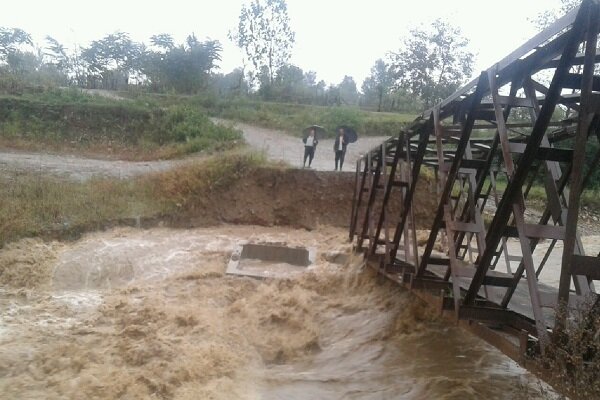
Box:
[0,122,389,180]
[217,120,389,171]
[0,151,192,181]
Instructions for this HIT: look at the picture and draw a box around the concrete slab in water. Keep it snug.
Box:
[227,243,315,279]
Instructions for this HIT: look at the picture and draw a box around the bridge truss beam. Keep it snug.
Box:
[350,0,600,375]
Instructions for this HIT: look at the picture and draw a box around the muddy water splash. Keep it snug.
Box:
[0,226,557,399]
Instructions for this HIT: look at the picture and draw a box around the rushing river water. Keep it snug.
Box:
[0,226,558,399]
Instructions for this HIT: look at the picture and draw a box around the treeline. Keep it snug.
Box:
[0,27,421,113]
[0,0,475,115]
[0,28,223,94]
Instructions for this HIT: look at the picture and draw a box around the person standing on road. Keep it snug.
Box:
[303,128,318,168]
[333,128,347,171]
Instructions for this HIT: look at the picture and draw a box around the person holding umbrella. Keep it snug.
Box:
[302,125,324,168]
[333,127,347,171]
[333,126,357,171]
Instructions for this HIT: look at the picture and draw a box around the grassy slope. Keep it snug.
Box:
[0,89,243,160]
[121,91,416,138]
[0,87,415,159]
[207,98,415,138]
[0,151,267,244]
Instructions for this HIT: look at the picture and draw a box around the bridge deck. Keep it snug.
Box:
[425,263,557,327]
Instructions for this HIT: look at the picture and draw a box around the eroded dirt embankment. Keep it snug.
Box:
[33,168,437,244]
[177,168,435,230]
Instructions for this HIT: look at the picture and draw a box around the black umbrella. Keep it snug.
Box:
[336,125,358,143]
[303,125,326,140]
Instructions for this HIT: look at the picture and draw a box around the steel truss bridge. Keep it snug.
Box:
[349,0,600,385]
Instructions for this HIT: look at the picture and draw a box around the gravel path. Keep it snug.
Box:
[0,121,390,180]
[0,151,194,181]
[216,120,389,172]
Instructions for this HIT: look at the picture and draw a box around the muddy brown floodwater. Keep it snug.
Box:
[0,225,558,399]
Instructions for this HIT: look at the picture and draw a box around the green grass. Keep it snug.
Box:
[0,88,243,160]
[207,98,415,138]
[488,179,600,210]
[0,172,163,241]
[121,92,416,138]
[0,151,267,244]
[0,87,414,159]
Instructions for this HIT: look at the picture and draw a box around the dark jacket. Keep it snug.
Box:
[333,135,347,152]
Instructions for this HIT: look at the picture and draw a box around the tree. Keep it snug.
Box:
[315,79,326,104]
[338,75,359,105]
[5,49,41,75]
[81,31,144,89]
[0,27,32,58]
[389,19,474,108]
[270,63,304,101]
[143,35,222,93]
[304,70,316,87]
[212,67,248,96]
[150,33,175,52]
[530,0,580,30]
[44,36,70,76]
[361,59,393,112]
[0,27,35,75]
[38,36,71,85]
[230,0,295,87]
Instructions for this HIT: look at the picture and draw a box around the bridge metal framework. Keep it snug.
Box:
[350,0,600,370]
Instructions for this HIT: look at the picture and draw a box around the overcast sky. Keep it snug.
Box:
[3,0,567,86]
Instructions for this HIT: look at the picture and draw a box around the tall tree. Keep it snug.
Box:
[143,35,222,93]
[212,67,248,96]
[81,31,144,88]
[230,0,295,86]
[38,36,71,84]
[44,36,69,73]
[0,27,35,74]
[338,75,359,105]
[361,59,393,112]
[150,33,175,52]
[0,27,32,58]
[271,63,304,101]
[389,19,474,108]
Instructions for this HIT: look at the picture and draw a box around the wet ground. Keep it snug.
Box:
[0,225,558,399]
[499,236,600,288]
[0,150,193,181]
[218,120,388,172]
[0,121,388,181]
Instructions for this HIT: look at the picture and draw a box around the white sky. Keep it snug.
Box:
[2,0,566,86]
